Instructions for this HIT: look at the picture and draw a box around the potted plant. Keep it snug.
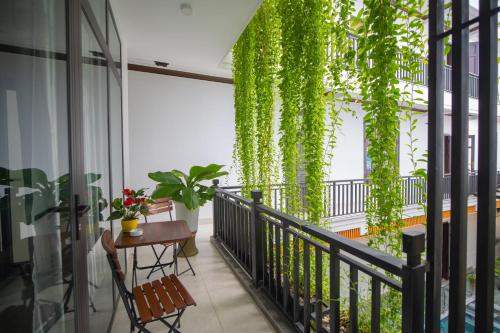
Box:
[148,164,227,256]
[108,188,151,232]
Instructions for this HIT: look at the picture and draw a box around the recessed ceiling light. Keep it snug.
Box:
[180,3,192,16]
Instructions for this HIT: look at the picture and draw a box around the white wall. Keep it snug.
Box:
[128,71,237,219]
[328,104,365,180]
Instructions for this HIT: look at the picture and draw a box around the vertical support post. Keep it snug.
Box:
[426,0,444,331]
[251,190,263,286]
[449,0,469,330]
[282,219,290,312]
[212,179,219,238]
[330,244,340,333]
[402,229,426,333]
[475,0,498,330]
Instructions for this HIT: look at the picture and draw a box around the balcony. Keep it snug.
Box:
[1,0,498,332]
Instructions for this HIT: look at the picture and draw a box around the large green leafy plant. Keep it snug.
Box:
[148,164,228,210]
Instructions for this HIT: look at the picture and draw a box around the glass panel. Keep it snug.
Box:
[87,0,106,39]
[108,10,121,75]
[0,0,75,332]
[81,15,113,332]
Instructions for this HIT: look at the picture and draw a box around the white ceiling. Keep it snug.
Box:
[110,0,261,77]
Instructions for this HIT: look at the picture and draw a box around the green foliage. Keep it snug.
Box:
[301,0,329,224]
[149,164,228,210]
[233,1,280,201]
[357,0,404,255]
[356,0,425,331]
[278,0,304,216]
[233,21,257,197]
[231,1,428,330]
[254,0,280,205]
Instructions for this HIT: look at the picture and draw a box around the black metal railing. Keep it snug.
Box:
[224,172,498,219]
[346,35,479,99]
[213,182,426,333]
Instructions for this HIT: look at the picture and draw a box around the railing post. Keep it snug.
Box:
[402,229,426,333]
[212,179,219,238]
[251,190,263,286]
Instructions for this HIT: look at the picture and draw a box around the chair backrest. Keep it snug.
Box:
[101,230,125,282]
[144,198,173,222]
[101,230,137,322]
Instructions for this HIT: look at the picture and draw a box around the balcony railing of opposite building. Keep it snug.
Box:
[347,35,480,99]
[224,171,499,220]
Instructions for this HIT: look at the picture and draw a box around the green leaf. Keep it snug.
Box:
[151,183,184,199]
[181,187,200,210]
[112,197,123,210]
[107,210,124,221]
[188,164,226,183]
[148,171,182,185]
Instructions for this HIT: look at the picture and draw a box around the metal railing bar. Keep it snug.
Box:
[337,252,403,291]
[254,202,404,276]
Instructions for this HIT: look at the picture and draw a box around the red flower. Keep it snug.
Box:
[123,188,132,196]
[124,197,135,207]
[139,198,146,203]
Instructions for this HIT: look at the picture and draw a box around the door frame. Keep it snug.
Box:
[67,0,123,331]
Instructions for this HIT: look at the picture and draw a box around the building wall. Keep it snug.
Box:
[126,69,498,219]
[127,71,237,219]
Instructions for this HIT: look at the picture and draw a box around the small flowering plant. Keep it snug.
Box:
[107,188,153,221]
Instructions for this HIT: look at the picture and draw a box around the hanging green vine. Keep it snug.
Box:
[254,0,280,205]
[232,23,257,197]
[357,0,404,257]
[356,0,426,331]
[278,0,304,216]
[301,0,329,224]
[357,3,404,329]
[399,0,427,212]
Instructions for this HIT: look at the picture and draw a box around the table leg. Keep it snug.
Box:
[147,245,168,279]
[132,247,138,289]
[175,240,196,276]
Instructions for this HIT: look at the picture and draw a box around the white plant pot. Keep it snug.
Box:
[174,202,199,232]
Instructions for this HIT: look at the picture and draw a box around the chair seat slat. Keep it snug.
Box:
[170,274,196,306]
[152,280,175,314]
[133,287,153,322]
[142,283,163,318]
[161,276,186,310]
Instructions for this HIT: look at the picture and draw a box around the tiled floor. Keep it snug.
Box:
[111,222,275,333]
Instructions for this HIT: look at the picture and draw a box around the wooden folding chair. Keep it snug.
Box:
[143,198,195,277]
[101,231,196,333]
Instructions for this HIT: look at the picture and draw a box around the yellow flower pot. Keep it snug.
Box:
[121,218,139,232]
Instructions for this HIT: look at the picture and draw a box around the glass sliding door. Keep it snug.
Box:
[0,0,75,332]
[80,12,114,333]
[0,0,123,331]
